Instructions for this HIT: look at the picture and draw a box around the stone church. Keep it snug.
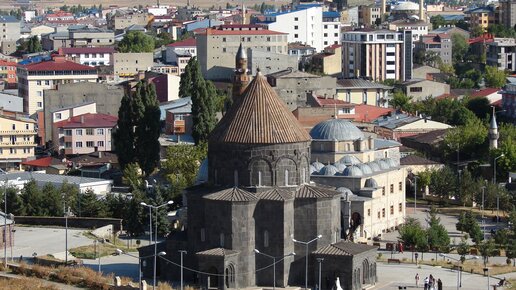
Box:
[143,45,377,290]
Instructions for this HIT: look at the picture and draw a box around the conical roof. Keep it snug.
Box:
[204,187,258,202]
[209,71,311,144]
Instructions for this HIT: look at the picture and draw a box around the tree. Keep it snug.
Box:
[150,187,170,237]
[451,33,468,64]
[134,81,161,176]
[484,65,508,88]
[430,15,446,29]
[398,218,428,251]
[456,236,470,257]
[105,193,128,219]
[391,90,412,111]
[439,63,455,75]
[478,238,496,266]
[19,180,43,216]
[154,32,175,48]
[426,206,450,251]
[457,169,479,206]
[466,97,491,119]
[123,162,144,192]
[190,58,217,144]
[118,31,155,53]
[470,26,485,38]
[80,189,107,217]
[0,186,23,216]
[125,191,145,237]
[40,183,62,216]
[59,181,79,216]
[113,94,138,170]
[18,36,43,54]
[464,69,483,88]
[179,57,195,98]
[429,166,457,200]
[443,117,487,159]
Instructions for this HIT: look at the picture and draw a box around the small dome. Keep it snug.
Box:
[367,161,381,172]
[310,119,365,141]
[357,163,373,175]
[378,159,390,170]
[337,187,353,195]
[309,165,318,174]
[312,161,324,171]
[334,162,347,172]
[364,178,378,188]
[384,158,398,168]
[195,159,208,185]
[319,164,339,176]
[338,155,361,165]
[392,1,420,11]
[342,165,363,177]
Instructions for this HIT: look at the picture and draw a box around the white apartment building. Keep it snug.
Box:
[262,4,340,52]
[59,47,115,66]
[165,37,197,71]
[17,56,99,115]
[388,20,429,43]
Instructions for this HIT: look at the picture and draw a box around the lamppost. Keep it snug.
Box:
[440,254,478,289]
[63,200,70,266]
[493,153,504,224]
[414,175,419,214]
[3,180,7,267]
[292,234,322,290]
[140,200,173,290]
[254,249,295,290]
[481,186,486,240]
[94,238,104,273]
[116,249,166,290]
[179,250,187,290]
[317,258,324,290]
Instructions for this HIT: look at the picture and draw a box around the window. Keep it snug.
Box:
[11,124,15,130]
[334,33,338,37]
[222,48,226,52]
[76,129,83,135]
[285,170,289,186]
[294,25,298,30]
[382,208,385,217]
[294,17,298,21]
[25,124,29,130]
[45,80,50,85]
[98,141,104,147]
[367,209,371,216]
[324,25,328,29]
[10,148,15,154]
[390,205,394,215]
[97,129,104,135]
[324,33,328,37]
[382,187,385,196]
[200,228,206,242]
[234,170,239,186]
[334,25,338,29]
[36,80,41,85]
[86,141,95,147]
[264,230,269,247]
[65,130,72,136]
[220,233,225,247]
[65,142,72,148]
[37,101,42,108]
[56,113,62,120]
[222,37,226,42]
[86,128,94,135]
[399,182,402,191]
[399,203,402,212]
[377,211,380,219]
[294,34,299,38]
[76,142,83,148]
[36,91,42,97]
[410,87,423,93]
[390,184,394,193]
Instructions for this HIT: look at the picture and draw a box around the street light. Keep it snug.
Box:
[140,200,173,290]
[481,186,486,240]
[493,154,504,224]
[414,175,419,214]
[63,200,70,266]
[179,250,187,290]
[317,258,324,290]
[116,249,166,290]
[140,202,153,245]
[440,254,479,289]
[293,234,322,290]
[254,249,295,290]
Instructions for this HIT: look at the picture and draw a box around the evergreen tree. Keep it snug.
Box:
[0,187,23,216]
[191,59,216,144]
[80,189,107,217]
[40,183,62,216]
[19,180,43,216]
[118,31,155,53]
[113,95,137,170]
[135,81,161,176]
[122,162,144,192]
[179,58,195,98]
[152,187,171,237]
[60,181,79,216]
[125,191,145,237]
[426,206,450,252]
[104,193,128,219]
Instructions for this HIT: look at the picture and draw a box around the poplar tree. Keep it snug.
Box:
[113,95,137,170]
[190,59,216,144]
[179,57,195,98]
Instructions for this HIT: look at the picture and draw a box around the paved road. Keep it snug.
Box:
[82,253,139,280]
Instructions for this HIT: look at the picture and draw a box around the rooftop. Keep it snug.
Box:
[470,88,500,98]
[0,15,20,23]
[400,155,440,165]
[1,172,111,185]
[167,37,196,47]
[53,113,117,129]
[59,47,115,54]
[313,241,377,256]
[21,59,98,72]
[337,79,392,90]
[267,69,320,79]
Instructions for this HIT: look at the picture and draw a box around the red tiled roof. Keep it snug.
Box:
[21,59,97,72]
[470,88,500,97]
[60,47,115,54]
[54,113,117,128]
[314,96,352,107]
[326,44,342,49]
[167,37,196,47]
[354,104,393,122]
[21,156,54,167]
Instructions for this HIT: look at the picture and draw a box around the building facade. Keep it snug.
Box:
[500,0,516,28]
[487,38,516,72]
[17,57,99,115]
[58,47,115,66]
[341,30,413,81]
[501,82,516,120]
[41,27,115,51]
[0,60,17,89]
[113,52,154,80]
[0,16,21,44]
[336,79,392,107]
[0,114,37,169]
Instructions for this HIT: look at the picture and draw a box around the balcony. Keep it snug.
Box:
[0,129,38,135]
[173,120,186,134]
[0,141,36,147]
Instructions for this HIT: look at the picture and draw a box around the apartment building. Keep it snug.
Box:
[465,6,498,32]
[0,60,17,89]
[17,56,99,115]
[416,33,453,64]
[341,30,413,81]
[195,25,289,80]
[0,114,37,170]
[113,52,154,80]
[487,38,516,72]
[58,47,115,66]
[261,4,340,51]
[388,19,429,42]
[311,44,342,76]
[0,16,21,42]
[336,79,392,107]
[41,27,115,51]
[359,4,382,27]
[53,113,117,155]
[164,38,196,73]
[501,82,516,120]
[107,12,149,31]
[500,0,516,28]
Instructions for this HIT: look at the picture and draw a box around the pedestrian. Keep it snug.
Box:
[424,277,429,290]
[19,255,23,262]
[415,273,420,288]
[437,278,442,290]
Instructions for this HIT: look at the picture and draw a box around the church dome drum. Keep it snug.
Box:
[310,119,365,141]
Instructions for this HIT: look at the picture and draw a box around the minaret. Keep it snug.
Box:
[489,106,499,149]
[419,0,425,22]
[381,0,386,21]
[232,43,249,101]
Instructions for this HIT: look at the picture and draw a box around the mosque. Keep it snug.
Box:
[138,46,410,290]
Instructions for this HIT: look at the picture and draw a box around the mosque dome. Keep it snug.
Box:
[309,165,318,174]
[384,158,398,168]
[364,178,378,188]
[357,163,373,175]
[195,159,208,184]
[342,165,363,177]
[367,161,381,172]
[312,161,324,171]
[338,155,362,165]
[320,164,339,176]
[392,1,420,11]
[334,162,347,172]
[337,187,353,196]
[310,119,365,141]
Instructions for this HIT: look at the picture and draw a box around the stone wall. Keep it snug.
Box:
[15,216,123,234]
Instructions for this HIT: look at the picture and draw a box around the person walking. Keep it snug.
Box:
[424,277,429,290]
[415,273,420,288]
[437,278,442,290]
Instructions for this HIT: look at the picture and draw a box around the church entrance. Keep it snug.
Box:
[208,267,219,289]
[225,264,235,289]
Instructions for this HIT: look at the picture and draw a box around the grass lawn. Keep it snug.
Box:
[69,243,119,259]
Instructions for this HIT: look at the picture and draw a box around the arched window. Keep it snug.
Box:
[384,151,388,158]
[264,230,269,247]
[301,168,306,184]
[200,228,206,242]
[284,170,289,186]
[214,170,218,184]
[347,143,351,151]
[233,170,238,186]
[220,233,225,247]
[258,171,262,187]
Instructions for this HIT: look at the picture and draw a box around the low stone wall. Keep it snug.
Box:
[14,216,123,233]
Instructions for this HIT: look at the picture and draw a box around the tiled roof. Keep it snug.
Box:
[60,47,115,54]
[400,129,448,144]
[167,37,196,47]
[70,151,118,165]
[470,88,500,97]
[202,27,286,35]
[337,79,392,90]
[54,113,117,129]
[400,155,439,165]
[354,105,394,123]
[256,187,294,201]
[209,71,311,144]
[294,184,340,199]
[314,97,353,108]
[267,69,320,79]
[196,248,239,256]
[21,156,63,167]
[204,187,258,202]
[21,59,98,72]
[313,241,377,256]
